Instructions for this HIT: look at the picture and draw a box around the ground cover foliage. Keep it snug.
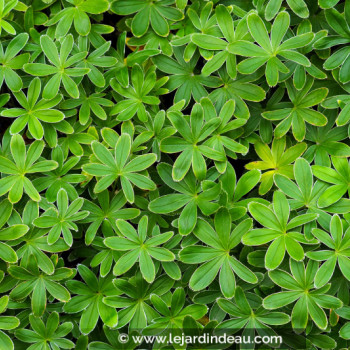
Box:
[0,0,350,349]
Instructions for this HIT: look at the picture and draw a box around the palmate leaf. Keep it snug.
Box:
[81,190,140,245]
[104,216,175,282]
[180,210,258,298]
[273,158,337,231]
[306,214,350,287]
[0,0,18,35]
[244,190,318,270]
[0,134,58,203]
[33,188,89,246]
[263,259,343,330]
[0,33,29,92]
[171,1,222,61]
[13,200,70,275]
[190,4,249,79]
[312,157,350,208]
[63,265,119,334]
[32,145,86,202]
[45,0,110,37]
[160,103,225,181]
[228,11,313,87]
[262,77,328,141]
[148,163,221,235]
[245,135,307,195]
[111,0,183,37]
[23,34,90,99]
[153,46,222,105]
[15,312,74,349]
[83,133,157,202]
[314,6,350,84]
[303,109,350,166]
[1,77,65,140]
[142,287,207,336]
[110,64,164,122]
[8,255,73,316]
[209,67,266,118]
[216,286,290,346]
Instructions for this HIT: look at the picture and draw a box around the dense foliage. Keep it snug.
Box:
[0,0,350,349]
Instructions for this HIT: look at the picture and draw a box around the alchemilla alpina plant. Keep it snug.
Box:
[0,0,349,349]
